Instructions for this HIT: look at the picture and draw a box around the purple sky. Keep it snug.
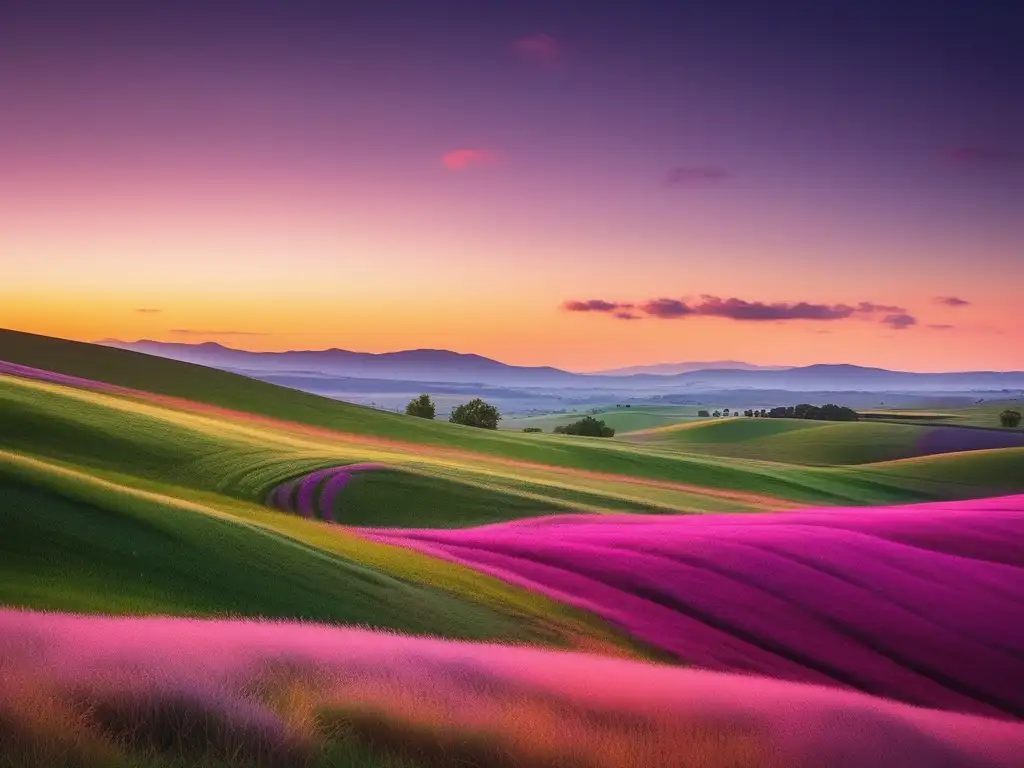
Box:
[1,1,1021,370]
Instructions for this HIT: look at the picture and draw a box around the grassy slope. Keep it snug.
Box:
[1,329,770,491]
[0,365,883,512]
[0,477,501,636]
[851,447,1024,494]
[4,332,1023,512]
[0,450,644,657]
[861,400,1024,429]
[626,418,926,465]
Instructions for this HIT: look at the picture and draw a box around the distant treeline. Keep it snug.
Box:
[698,404,859,421]
[752,404,859,421]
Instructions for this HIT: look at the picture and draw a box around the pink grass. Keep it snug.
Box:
[1,609,1022,767]
[365,495,1024,719]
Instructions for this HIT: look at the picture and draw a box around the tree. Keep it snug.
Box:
[449,398,501,429]
[1000,409,1022,428]
[553,416,615,437]
[404,393,436,419]
[523,427,543,433]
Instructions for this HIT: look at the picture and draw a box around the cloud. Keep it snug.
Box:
[135,308,162,314]
[664,166,731,186]
[169,329,268,336]
[881,313,918,330]
[562,299,631,313]
[695,297,859,321]
[562,294,916,328]
[513,33,562,69]
[928,324,955,331]
[855,302,905,314]
[935,296,971,307]
[639,298,694,318]
[946,145,1019,166]
[442,148,498,171]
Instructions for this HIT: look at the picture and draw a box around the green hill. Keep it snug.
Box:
[627,417,929,465]
[848,447,1024,495]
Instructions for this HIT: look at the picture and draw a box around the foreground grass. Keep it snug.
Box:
[3,609,1022,768]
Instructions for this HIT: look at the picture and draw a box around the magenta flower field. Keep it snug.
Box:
[3,608,1023,768]
[366,495,1024,719]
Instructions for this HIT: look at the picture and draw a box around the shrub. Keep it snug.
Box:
[449,399,501,430]
[1000,410,1022,428]
[522,427,543,433]
[404,394,436,419]
[552,416,615,438]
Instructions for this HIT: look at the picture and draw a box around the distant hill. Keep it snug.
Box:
[665,364,1024,393]
[93,338,1024,394]
[593,360,789,376]
[97,339,582,386]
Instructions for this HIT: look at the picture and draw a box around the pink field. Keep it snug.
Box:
[365,495,1024,720]
[2,609,1022,768]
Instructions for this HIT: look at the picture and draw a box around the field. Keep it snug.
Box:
[5,609,1024,768]
[502,405,703,434]
[861,400,1024,429]
[625,416,1024,465]
[2,327,1023,766]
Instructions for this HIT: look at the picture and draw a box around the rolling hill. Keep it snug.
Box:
[3,328,1024,767]
[626,416,1024,465]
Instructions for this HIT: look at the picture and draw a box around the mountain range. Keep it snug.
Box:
[592,361,790,376]
[94,339,1024,394]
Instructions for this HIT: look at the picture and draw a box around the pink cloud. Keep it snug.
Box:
[441,148,498,171]
[513,33,563,69]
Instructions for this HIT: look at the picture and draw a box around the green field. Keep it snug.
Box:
[3,327,1024,659]
[858,400,1024,429]
[503,405,702,434]
[624,417,927,464]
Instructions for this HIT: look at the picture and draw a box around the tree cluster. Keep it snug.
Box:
[746,403,860,421]
[404,394,502,430]
[522,427,543,433]
[1000,409,1022,428]
[553,416,615,438]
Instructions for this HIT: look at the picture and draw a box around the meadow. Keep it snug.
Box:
[624,416,1024,465]
[2,327,1023,766]
[4,609,1024,768]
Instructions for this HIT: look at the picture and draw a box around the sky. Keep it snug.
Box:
[1,0,1022,372]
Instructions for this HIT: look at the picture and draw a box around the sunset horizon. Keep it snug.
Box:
[3,2,1021,372]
